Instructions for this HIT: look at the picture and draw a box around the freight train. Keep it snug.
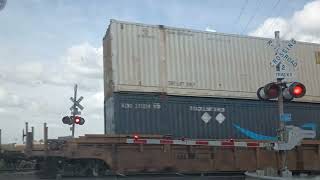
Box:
[103,19,320,139]
[2,19,320,177]
[33,19,320,177]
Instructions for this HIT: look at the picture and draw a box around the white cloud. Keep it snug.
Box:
[0,43,103,91]
[0,62,44,86]
[52,43,103,91]
[205,27,216,32]
[0,87,6,100]
[0,42,104,143]
[249,18,290,39]
[0,86,24,108]
[85,91,104,110]
[63,42,103,79]
[249,0,320,43]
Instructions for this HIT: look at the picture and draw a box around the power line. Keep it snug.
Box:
[241,0,263,34]
[233,0,249,31]
[264,0,282,33]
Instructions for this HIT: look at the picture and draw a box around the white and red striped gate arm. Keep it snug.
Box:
[126,138,269,148]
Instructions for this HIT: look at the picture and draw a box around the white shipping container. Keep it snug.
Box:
[103,19,320,103]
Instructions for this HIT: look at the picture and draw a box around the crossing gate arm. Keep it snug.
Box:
[126,139,271,148]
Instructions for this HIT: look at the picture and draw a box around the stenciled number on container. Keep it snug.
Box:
[121,103,161,110]
[168,81,196,88]
[189,106,225,112]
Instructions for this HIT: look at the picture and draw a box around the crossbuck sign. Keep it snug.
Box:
[267,38,299,79]
[69,84,84,116]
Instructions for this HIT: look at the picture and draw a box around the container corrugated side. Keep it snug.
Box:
[105,92,320,139]
[104,19,320,102]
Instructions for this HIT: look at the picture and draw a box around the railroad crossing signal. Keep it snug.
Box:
[61,84,85,137]
[257,82,306,101]
[263,31,304,174]
[62,116,85,125]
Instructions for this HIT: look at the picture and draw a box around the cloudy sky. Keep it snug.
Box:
[0,0,319,143]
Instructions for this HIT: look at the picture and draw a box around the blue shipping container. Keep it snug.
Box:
[104,92,320,140]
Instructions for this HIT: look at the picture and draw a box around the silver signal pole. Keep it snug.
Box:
[71,84,78,137]
[275,31,285,142]
[275,31,287,173]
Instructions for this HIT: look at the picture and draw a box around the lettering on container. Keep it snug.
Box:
[167,31,194,37]
[168,81,196,88]
[137,28,155,39]
[121,103,161,110]
[189,106,225,112]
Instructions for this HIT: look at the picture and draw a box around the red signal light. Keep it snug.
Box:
[289,82,306,98]
[293,86,303,96]
[133,135,139,140]
[74,116,81,124]
[73,116,85,125]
